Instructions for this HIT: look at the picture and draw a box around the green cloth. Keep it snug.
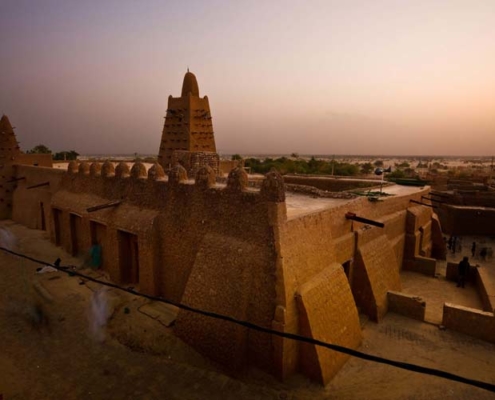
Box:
[90,244,102,268]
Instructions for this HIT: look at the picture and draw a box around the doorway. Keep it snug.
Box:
[69,213,83,256]
[52,208,61,246]
[118,230,139,284]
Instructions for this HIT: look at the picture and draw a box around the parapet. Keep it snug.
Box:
[67,161,79,175]
[62,162,288,214]
[90,162,102,177]
[226,167,248,193]
[78,162,90,176]
[168,164,188,185]
[261,168,285,202]
[195,165,216,190]
[101,161,115,177]
[130,162,147,179]
[148,163,166,181]
[115,162,130,178]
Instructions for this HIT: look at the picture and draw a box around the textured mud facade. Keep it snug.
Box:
[0,115,52,219]
[157,71,216,170]
[442,303,495,344]
[3,72,446,385]
[7,159,441,384]
[387,291,426,321]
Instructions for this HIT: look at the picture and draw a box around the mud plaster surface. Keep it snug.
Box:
[1,221,495,400]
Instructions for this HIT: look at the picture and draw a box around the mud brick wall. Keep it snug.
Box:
[219,159,239,175]
[430,213,446,260]
[442,303,495,343]
[15,153,52,168]
[0,114,53,219]
[0,165,16,219]
[36,163,280,377]
[334,232,355,264]
[476,268,495,312]
[273,186,431,379]
[12,166,64,233]
[440,205,495,236]
[296,264,362,385]
[387,291,425,321]
[403,205,442,275]
[406,206,432,257]
[438,191,495,209]
[175,233,276,373]
[324,186,430,239]
[274,210,339,379]
[9,160,440,384]
[0,158,53,220]
[172,150,220,176]
[420,221,432,256]
[403,256,436,276]
[381,211,407,270]
[49,192,159,293]
[353,234,401,321]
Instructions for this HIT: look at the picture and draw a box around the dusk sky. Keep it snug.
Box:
[1,0,494,156]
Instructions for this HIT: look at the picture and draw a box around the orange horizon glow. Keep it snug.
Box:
[0,0,494,156]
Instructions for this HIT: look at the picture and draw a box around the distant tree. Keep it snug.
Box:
[432,162,448,170]
[388,169,406,179]
[53,150,79,161]
[290,152,299,158]
[28,144,51,154]
[374,160,384,167]
[243,157,360,177]
[334,163,359,176]
[360,162,374,174]
[231,154,242,161]
[308,156,321,172]
[397,162,410,168]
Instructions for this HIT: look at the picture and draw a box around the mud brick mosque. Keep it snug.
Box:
[2,71,494,385]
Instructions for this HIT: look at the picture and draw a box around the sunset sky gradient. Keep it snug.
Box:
[1,0,494,155]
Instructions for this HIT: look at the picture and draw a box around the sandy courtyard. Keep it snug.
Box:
[1,221,495,399]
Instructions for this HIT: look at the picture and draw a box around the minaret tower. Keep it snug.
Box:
[0,115,22,218]
[157,71,216,169]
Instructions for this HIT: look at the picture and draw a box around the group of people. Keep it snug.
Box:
[455,239,492,288]
[447,236,462,254]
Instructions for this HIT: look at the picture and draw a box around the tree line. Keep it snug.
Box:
[241,156,361,176]
[27,144,79,161]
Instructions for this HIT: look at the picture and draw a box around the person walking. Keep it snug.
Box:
[457,256,470,288]
[471,242,476,258]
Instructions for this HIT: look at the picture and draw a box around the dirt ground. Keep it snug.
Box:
[1,221,495,400]
[401,235,495,324]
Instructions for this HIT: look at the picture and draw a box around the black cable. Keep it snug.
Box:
[1,246,495,393]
